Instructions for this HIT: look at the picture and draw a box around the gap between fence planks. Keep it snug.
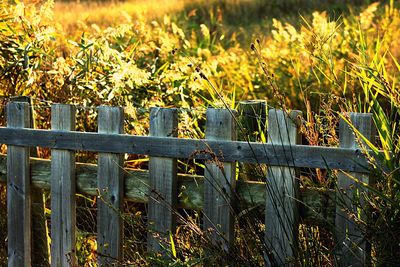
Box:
[237,100,267,181]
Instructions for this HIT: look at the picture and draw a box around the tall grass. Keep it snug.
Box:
[346,29,400,265]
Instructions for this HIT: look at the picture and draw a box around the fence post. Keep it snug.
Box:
[7,102,31,267]
[237,100,266,181]
[203,108,237,250]
[51,104,77,267]
[97,106,125,265]
[147,107,178,253]
[11,96,50,266]
[335,113,374,267]
[265,109,301,266]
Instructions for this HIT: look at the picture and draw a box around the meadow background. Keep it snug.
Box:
[0,0,399,266]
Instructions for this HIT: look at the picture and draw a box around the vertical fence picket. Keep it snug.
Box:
[97,106,125,265]
[265,109,301,266]
[7,102,31,267]
[11,96,50,266]
[147,107,178,253]
[335,113,374,267]
[203,108,237,250]
[50,104,77,267]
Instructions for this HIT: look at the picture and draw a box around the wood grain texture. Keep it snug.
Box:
[97,106,125,265]
[335,113,374,267]
[0,127,372,172]
[0,154,336,225]
[265,109,301,266]
[50,104,77,267]
[6,102,31,267]
[203,108,236,250]
[11,96,50,267]
[147,108,178,253]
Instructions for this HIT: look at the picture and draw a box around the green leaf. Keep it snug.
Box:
[169,231,177,259]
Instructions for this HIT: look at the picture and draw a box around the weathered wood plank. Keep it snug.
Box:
[97,106,125,265]
[50,104,77,267]
[203,108,236,250]
[7,102,31,267]
[335,113,374,267]
[11,96,50,267]
[0,127,373,172]
[265,109,301,266]
[0,154,336,225]
[148,107,178,252]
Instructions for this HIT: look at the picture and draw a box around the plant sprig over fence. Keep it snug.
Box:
[0,100,386,266]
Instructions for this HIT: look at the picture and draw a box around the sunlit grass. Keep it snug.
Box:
[54,0,203,33]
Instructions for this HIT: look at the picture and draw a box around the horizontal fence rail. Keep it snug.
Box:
[0,128,371,172]
[0,101,378,266]
[0,153,336,225]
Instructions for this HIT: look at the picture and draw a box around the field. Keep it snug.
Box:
[0,0,399,266]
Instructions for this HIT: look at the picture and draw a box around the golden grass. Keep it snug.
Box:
[54,0,203,32]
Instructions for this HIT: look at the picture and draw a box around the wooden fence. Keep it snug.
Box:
[0,101,375,266]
